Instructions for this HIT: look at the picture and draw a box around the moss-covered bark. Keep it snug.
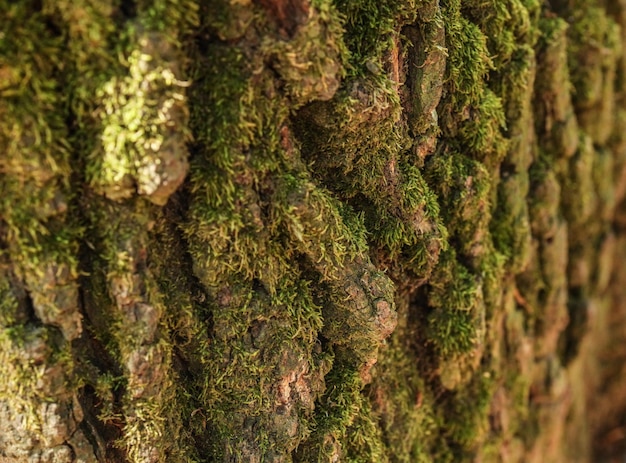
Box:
[2,0,626,461]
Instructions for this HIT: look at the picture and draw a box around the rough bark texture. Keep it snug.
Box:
[2,0,626,462]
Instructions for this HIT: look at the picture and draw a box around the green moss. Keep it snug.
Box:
[415,192,489,361]
[184,45,351,458]
[592,147,616,222]
[367,338,446,463]
[462,0,537,68]
[424,151,492,264]
[87,30,191,205]
[192,276,329,461]
[182,3,412,456]
[0,1,84,343]
[533,16,580,160]
[427,308,477,359]
[202,0,255,41]
[564,4,618,110]
[438,1,508,168]
[295,78,447,281]
[185,42,291,291]
[0,8,205,456]
[147,213,217,461]
[295,76,408,195]
[0,323,78,455]
[3,0,622,460]
[455,0,538,277]
[441,5,491,101]
[273,174,369,278]
[136,0,199,33]
[43,0,118,93]
[0,269,22,328]
[271,172,398,366]
[333,0,418,73]
[491,172,532,271]
[442,371,495,456]
[403,10,446,139]
[74,185,208,462]
[265,0,346,105]
[296,365,364,462]
[559,133,596,228]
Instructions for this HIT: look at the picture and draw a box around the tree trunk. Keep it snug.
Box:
[2,0,626,461]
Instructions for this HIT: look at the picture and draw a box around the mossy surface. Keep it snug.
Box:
[2,0,626,461]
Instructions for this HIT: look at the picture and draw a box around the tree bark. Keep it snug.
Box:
[2,0,626,462]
